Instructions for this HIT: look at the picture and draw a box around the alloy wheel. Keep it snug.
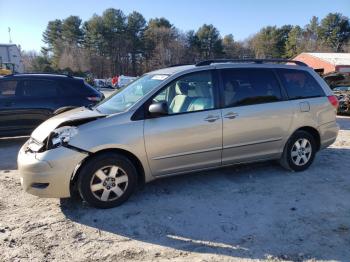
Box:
[90,165,128,202]
[290,138,312,166]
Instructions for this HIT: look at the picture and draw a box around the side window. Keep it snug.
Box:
[60,80,90,96]
[22,80,58,97]
[222,69,282,107]
[0,80,18,97]
[277,69,325,99]
[152,71,215,114]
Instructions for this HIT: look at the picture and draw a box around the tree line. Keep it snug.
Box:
[22,9,350,77]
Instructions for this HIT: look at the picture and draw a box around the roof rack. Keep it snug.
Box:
[195,59,307,67]
[3,72,73,78]
[168,63,193,67]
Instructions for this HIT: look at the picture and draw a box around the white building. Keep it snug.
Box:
[294,52,350,75]
[0,44,24,73]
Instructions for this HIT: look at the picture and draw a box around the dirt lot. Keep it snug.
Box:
[0,117,350,262]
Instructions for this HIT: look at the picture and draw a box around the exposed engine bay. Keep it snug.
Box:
[333,86,350,115]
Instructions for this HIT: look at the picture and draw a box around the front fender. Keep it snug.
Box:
[68,114,154,183]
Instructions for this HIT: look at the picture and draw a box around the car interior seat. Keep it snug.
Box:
[187,83,213,111]
[168,81,192,114]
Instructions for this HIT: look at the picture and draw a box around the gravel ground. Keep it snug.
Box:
[0,117,349,262]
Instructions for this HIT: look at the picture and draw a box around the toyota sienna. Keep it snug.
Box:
[18,59,339,208]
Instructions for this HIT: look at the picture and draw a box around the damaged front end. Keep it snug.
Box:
[25,107,106,153]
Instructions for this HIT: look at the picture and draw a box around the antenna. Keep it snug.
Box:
[8,27,12,43]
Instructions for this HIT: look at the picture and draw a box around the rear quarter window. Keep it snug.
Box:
[60,79,94,96]
[277,69,325,99]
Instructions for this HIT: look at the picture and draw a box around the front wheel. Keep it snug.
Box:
[78,152,137,208]
[280,130,317,172]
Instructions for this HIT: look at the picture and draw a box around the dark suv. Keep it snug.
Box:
[0,73,104,137]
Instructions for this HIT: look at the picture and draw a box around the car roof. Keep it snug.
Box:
[1,73,81,80]
[148,65,196,75]
[147,61,311,77]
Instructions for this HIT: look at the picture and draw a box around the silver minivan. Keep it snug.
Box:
[18,59,339,208]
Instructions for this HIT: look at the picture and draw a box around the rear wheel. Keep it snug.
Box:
[280,130,316,172]
[78,152,137,208]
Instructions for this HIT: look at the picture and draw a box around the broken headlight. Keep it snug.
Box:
[49,126,78,149]
[26,138,44,153]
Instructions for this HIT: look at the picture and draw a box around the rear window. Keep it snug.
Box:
[277,69,325,99]
[21,79,59,97]
[0,80,18,97]
[221,68,282,107]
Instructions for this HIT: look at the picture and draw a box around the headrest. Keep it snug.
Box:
[225,80,239,91]
[175,81,189,95]
[195,83,211,97]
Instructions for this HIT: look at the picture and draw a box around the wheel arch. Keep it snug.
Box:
[292,126,321,151]
[70,148,146,195]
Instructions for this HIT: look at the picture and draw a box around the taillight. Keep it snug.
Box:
[87,96,101,102]
[328,95,339,109]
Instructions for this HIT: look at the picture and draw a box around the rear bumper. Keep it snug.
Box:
[18,143,86,198]
[319,121,339,149]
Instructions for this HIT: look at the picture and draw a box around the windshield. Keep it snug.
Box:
[96,74,169,114]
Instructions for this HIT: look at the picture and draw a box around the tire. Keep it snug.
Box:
[280,130,317,172]
[78,152,138,208]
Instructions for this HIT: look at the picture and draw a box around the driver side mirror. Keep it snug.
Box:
[149,102,168,116]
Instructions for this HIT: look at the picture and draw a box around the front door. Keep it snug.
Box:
[144,70,223,176]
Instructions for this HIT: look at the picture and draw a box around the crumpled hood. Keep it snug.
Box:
[31,107,106,143]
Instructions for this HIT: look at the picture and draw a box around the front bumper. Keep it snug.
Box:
[18,143,87,198]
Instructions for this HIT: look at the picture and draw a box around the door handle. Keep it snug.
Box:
[204,115,220,122]
[224,112,239,119]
